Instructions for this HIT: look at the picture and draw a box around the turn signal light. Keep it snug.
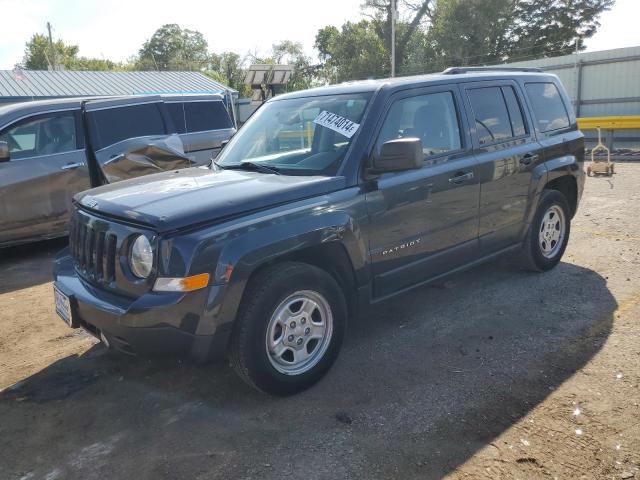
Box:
[153,273,210,292]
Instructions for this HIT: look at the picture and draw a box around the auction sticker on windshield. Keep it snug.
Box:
[313,111,360,138]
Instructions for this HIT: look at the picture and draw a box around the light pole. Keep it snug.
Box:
[390,0,396,77]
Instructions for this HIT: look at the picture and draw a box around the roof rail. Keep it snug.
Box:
[442,66,543,75]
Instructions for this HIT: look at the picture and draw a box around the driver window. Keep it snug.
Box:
[375,91,462,161]
[0,113,77,160]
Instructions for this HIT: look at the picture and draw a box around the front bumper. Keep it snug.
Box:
[52,249,231,362]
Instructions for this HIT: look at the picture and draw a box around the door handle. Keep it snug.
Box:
[520,153,538,165]
[61,161,86,171]
[449,171,474,184]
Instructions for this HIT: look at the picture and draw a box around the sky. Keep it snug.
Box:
[0,0,637,69]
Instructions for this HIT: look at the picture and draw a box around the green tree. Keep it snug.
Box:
[424,0,513,71]
[20,33,123,71]
[137,24,210,71]
[420,0,614,69]
[68,57,119,71]
[270,40,316,91]
[362,1,435,69]
[505,0,614,61]
[315,20,389,82]
[21,33,80,70]
[315,0,614,81]
[208,51,251,95]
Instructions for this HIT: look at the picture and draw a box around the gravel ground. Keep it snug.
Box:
[0,163,639,480]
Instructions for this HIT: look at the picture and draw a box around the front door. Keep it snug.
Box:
[365,87,480,298]
[0,111,90,245]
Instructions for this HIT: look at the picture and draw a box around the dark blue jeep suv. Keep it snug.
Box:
[53,67,585,395]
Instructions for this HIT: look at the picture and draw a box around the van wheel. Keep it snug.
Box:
[229,262,346,396]
[518,189,571,272]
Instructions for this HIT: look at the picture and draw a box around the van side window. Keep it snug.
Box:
[467,87,515,145]
[0,113,77,160]
[88,103,166,150]
[525,82,570,133]
[167,103,187,134]
[167,101,233,134]
[376,91,462,160]
[502,86,527,137]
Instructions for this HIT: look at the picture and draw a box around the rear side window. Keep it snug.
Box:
[467,87,513,145]
[89,103,166,150]
[525,82,570,133]
[167,101,232,134]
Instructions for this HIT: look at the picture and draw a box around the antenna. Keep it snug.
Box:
[46,22,57,71]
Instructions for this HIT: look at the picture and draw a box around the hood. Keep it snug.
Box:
[75,168,346,232]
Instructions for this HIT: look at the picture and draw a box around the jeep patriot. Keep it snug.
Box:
[53,67,585,395]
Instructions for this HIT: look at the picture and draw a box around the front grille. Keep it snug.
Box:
[69,213,117,284]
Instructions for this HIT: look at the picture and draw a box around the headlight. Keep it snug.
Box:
[130,235,153,278]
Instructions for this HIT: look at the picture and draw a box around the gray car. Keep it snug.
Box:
[0,94,236,247]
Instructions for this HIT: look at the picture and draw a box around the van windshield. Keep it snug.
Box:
[215,92,372,176]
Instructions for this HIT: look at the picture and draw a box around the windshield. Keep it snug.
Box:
[215,92,372,175]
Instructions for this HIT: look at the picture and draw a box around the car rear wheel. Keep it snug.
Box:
[518,189,571,272]
[229,262,346,395]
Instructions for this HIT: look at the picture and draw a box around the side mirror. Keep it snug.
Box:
[371,138,423,173]
[0,141,9,162]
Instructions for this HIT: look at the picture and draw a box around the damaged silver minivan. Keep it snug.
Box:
[0,94,236,247]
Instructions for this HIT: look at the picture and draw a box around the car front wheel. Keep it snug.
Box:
[229,262,346,395]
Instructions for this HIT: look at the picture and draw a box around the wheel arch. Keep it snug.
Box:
[240,241,359,318]
[207,210,367,355]
[545,174,578,218]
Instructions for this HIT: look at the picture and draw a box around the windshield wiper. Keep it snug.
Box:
[213,160,281,175]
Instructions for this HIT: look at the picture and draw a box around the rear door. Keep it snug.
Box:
[84,97,191,183]
[165,98,236,165]
[365,86,480,298]
[0,110,90,245]
[461,80,544,254]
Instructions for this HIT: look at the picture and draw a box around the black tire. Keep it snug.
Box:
[518,189,571,272]
[229,262,347,396]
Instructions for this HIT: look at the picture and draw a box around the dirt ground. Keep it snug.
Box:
[1,163,639,480]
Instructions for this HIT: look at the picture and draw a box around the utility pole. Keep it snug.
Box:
[390,0,396,77]
[46,22,57,71]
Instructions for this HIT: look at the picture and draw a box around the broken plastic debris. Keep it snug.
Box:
[575,429,583,436]
[573,407,581,416]
[520,439,530,446]
[616,373,623,379]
